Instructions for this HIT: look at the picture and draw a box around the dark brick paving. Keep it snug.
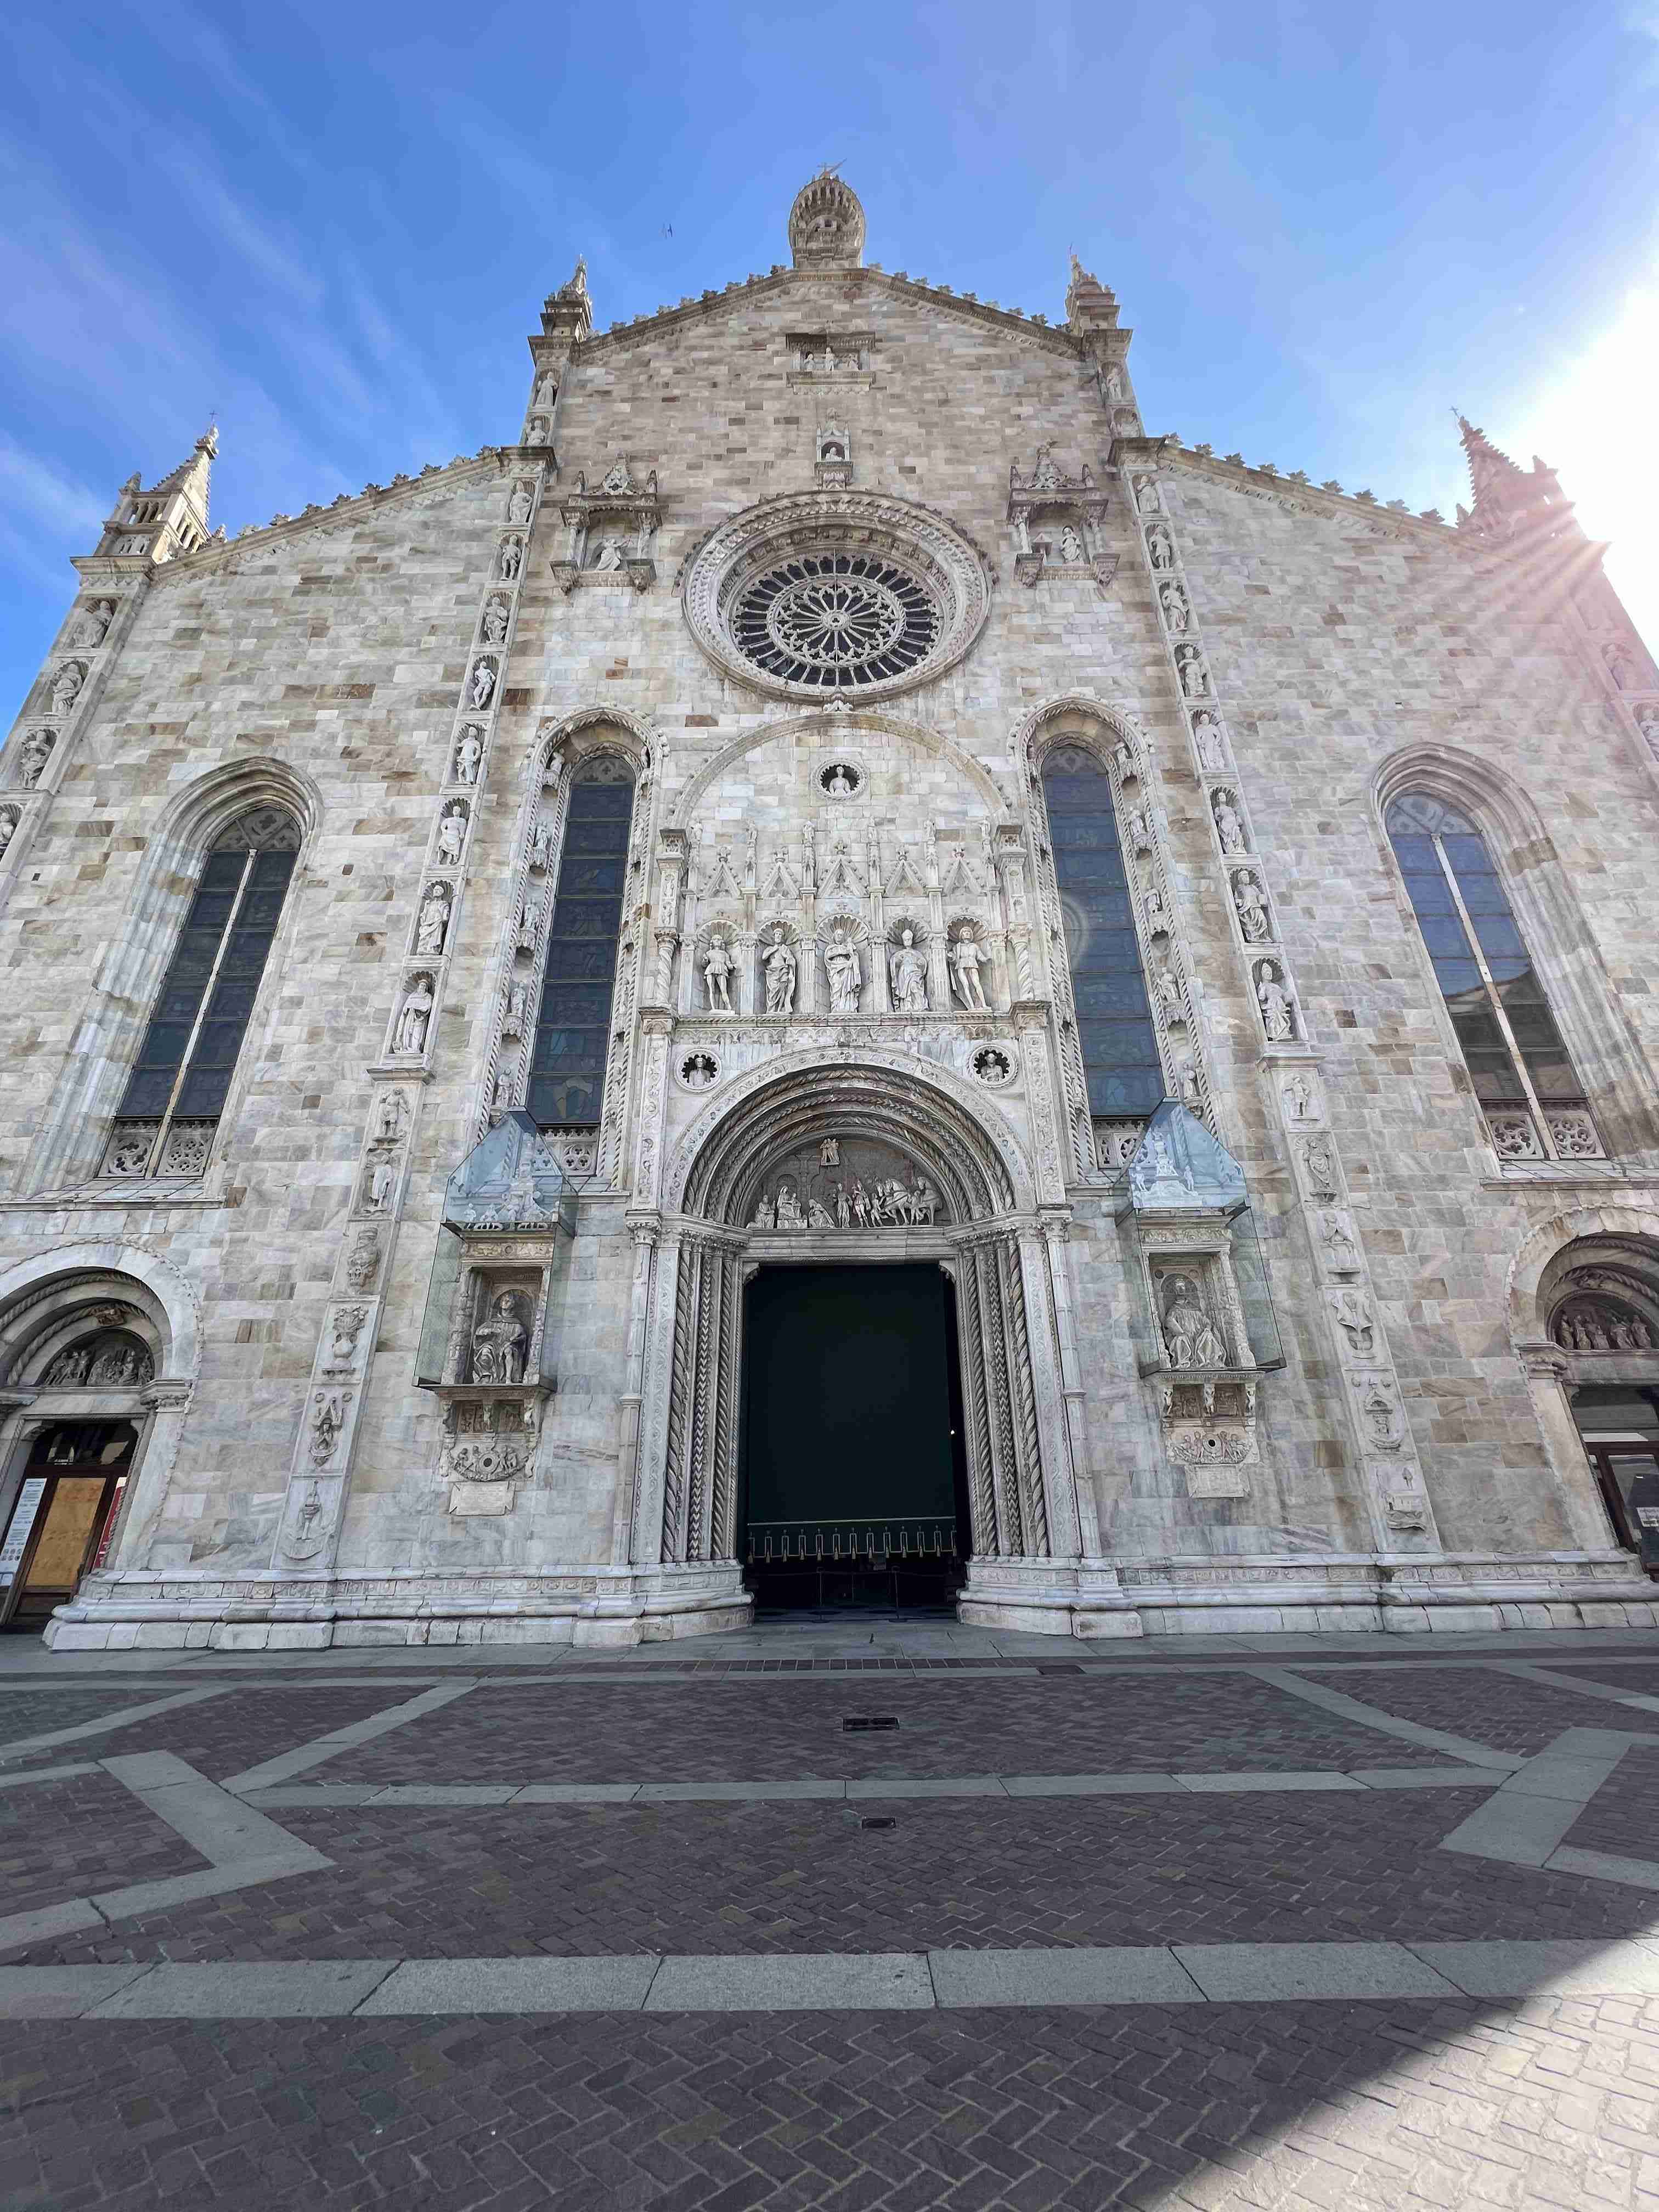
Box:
[329,1673,1458,1784]
[24,1785,1658,1971]
[4,1993,1658,2211]
[0,1686,188,1747]
[52,1686,422,1782]
[1296,1664,1638,1757]
[1564,1744,1659,1866]
[1544,1661,1659,1697]
[0,1769,205,1916]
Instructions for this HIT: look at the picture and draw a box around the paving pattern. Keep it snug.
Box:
[3,1623,1659,2209]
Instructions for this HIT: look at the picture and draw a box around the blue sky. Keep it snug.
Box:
[3,0,1657,713]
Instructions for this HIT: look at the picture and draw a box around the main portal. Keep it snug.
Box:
[739,1263,968,1612]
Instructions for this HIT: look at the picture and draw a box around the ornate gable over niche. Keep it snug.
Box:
[789,170,865,270]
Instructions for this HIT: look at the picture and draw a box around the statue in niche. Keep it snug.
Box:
[471,1291,529,1385]
[415,883,450,956]
[703,935,735,1014]
[394,976,435,1056]
[525,419,550,447]
[775,1183,804,1229]
[1145,887,1171,937]
[436,806,466,867]
[505,984,529,1036]
[1176,647,1208,698]
[365,1154,396,1211]
[534,371,557,409]
[508,483,534,524]
[1321,1209,1358,1269]
[951,928,988,1012]
[1112,740,1136,781]
[825,762,856,796]
[1155,968,1183,1020]
[1639,710,1659,750]
[1147,525,1175,570]
[1058,523,1085,564]
[50,663,83,716]
[1193,712,1227,771]
[0,810,16,857]
[70,601,114,648]
[1257,962,1295,1040]
[1283,1074,1314,1121]
[594,536,627,572]
[682,1052,716,1090]
[498,538,522,581]
[889,927,929,1013]
[454,726,483,784]
[1302,1135,1336,1194]
[481,597,510,645]
[1232,871,1269,942]
[1160,584,1190,633]
[16,731,53,788]
[1161,1277,1226,1369]
[1329,1285,1375,1355]
[469,660,496,711]
[375,1092,407,1144]
[1213,794,1246,853]
[1135,477,1160,514]
[825,922,862,1014]
[763,925,797,1014]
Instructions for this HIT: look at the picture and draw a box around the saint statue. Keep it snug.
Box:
[367,1156,395,1211]
[1214,798,1245,854]
[1257,963,1294,1040]
[71,601,114,648]
[454,727,483,783]
[1194,714,1227,771]
[825,923,861,1014]
[472,1291,529,1385]
[889,927,928,1013]
[1177,648,1207,698]
[1147,526,1175,570]
[415,885,449,955]
[594,537,627,571]
[50,664,83,716]
[774,1183,804,1228]
[763,925,797,1014]
[1059,524,1085,563]
[508,484,534,524]
[749,1191,775,1229]
[703,935,735,1013]
[0,812,15,856]
[436,809,465,867]
[395,977,434,1056]
[481,600,510,645]
[16,732,53,788]
[498,539,522,580]
[1233,873,1269,943]
[1162,1277,1226,1369]
[1160,585,1190,632]
[469,661,496,710]
[951,929,988,1011]
[825,763,855,796]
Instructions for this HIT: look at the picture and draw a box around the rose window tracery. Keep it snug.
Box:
[732,555,938,687]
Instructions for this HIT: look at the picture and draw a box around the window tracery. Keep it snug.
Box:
[527,755,637,1132]
[102,803,300,1180]
[1385,791,1602,1163]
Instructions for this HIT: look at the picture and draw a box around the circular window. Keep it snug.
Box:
[682,494,991,704]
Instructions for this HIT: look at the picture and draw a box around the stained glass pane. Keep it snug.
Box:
[1042,752,1162,1119]
[529,761,635,1130]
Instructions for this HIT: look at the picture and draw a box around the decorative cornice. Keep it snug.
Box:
[1158,444,1465,549]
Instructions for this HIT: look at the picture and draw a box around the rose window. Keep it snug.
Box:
[731,555,940,689]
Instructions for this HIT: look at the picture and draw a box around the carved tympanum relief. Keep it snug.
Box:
[746,1133,946,1231]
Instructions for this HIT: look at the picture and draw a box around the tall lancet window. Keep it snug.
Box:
[107,804,300,1177]
[528,756,636,1129]
[1385,791,1595,1160]
[1042,746,1163,1115]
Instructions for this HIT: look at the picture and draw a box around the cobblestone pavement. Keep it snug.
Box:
[3,1623,1659,2209]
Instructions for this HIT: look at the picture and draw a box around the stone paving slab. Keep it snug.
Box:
[78,1684,444,1785]
[1299,1662,1659,1757]
[0,1765,207,1918]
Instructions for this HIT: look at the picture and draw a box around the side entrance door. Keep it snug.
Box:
[0,1423,136,1631]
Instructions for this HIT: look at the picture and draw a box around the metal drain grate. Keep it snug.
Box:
[860,1816,897,1830]
[1037,1664,1084,1675]
[843,1716,900,1731]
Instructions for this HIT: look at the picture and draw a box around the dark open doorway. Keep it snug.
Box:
[740,1263,970,1615]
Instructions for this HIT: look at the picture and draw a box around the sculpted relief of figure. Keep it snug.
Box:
[16,730,54,789]
[825,922,862,1013]
[415,883,450,956]
[436,805,466,867]
[1058,523,1085,564]
[1232,871,1270,943]
[1160,584,1190,633]
[1134,476,1160,514]
[498,538,522,580]
[1161,1277,1227,1369]
[594,536,627,572]
[471,1291,529,1386]
[454,726,483,784]
[703,934,735,1014]
[1213,793,1246,853]
[763,924,797,1014]
[1176,646,1208,699]
[1192,712,1227,771]
[395,975,435,1056]
[481,596,511,645]
[50,663,84,716]
[469,659,497,712]
[70,601,114,648]
[1147,524,1175,570]
[507,482,534,525]
[1256,961,1295,1041]
[951,927,988,1012]
[889,927,929,1013]
[0,809,16,856]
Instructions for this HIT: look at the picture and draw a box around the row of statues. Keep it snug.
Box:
[703,922,990,1015]
[42,1338,154,1387]
[750,1174,939,1230]
[1554,1308,1655,1352]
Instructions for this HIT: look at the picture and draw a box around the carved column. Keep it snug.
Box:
[1041,1217,1100,1555]
[630,1014,673,1210]
[1013,1008,1069,1208]
[1515,1339,1623,1554]
[654,1227,746,1566]
[949,1255,999,1558]
[611,1221,659,1567]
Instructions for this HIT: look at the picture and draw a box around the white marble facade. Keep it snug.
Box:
[4,173,1659,1651]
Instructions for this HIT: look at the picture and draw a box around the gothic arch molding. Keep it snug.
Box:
[1507,1205,1659,1347]
[0,1241,199,1384]
[669,707,1009,830]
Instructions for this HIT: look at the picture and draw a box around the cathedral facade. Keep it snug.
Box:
[4,171,1659,1651]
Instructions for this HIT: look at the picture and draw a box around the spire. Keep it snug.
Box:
[540,253,593,343]
[787,170,865,269]
[87,426,218,565]
[1452,411,1576,546]
[1456,415,1526,508]
[1065,251,1119,332]
[151,425,218,532]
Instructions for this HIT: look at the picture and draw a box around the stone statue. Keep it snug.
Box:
[508,484,534,524]
[1214,795,1245,853]
[1147,526,1175,570]
[807,1198,834,1227]
[505,984,529,1036]
[469,660,496,711]
[763,926,797,1014]
[820,1137,839,1166]
[436,807,466,867]
[481,597,510,645]
[16,731,53,788]
[682,1053,716,1090]
[1162,1277,1226,1369]
[1321,1209,1358,1269]
[454,727,483,783]
[1233,872,1269,942]
[1193,713,1227,771]
[749,1191,775,1229]
[1160,584,1190,633]
[1177,647,1207,698]
[1135,477,1160,514]
[1113,740,1136,781]
[775,1183,804,1228]
[375,1092,406,1143]
[415,884,450,956]
[525,419,549,447]
[1329,1285,1374,1355]
[1639,710,1659,751]
[472,1291,529,1385]
[834,1182,851,1227]
[1256,962,1294,1040]
[395,976,435,1056]
[1146,887,1171,937]
[0,810,15,857]
[594,537,627,572]
[70,601,114,648]
[42,1344,93,1385]
[50,663,83,716]
[366,1155,396,1211]
[825,763,855,795]
[703,935,735,1013]
[825,923,861,1013]
[1059,523,1085,563]
[889,927,929,1013]
[1283,1074,1313,1121]
[951,928,988,1011]
[534,371,557,408]
[1302,1136,1335,1194]
[498,539,522,580]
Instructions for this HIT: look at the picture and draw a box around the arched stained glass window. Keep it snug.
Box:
[528,755,636,1129]
[105,804,300,1179]
[1385,791,1598,1161]
[1042,746,1164,1116]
